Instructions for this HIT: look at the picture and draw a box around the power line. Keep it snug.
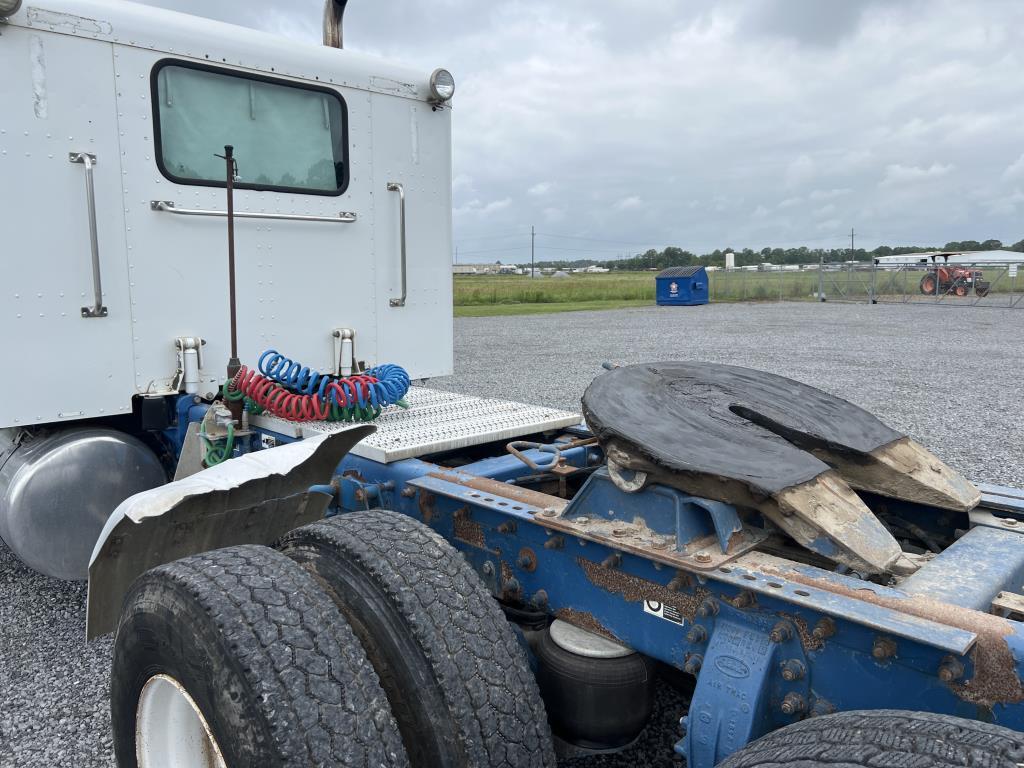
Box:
[535,231,656,246]
[535,245,636,254]
[453,245,530,257]
[453,231,530,243]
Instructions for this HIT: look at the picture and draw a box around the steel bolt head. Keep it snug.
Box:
[683,654,703,676]
[872,637,897,660]
[697,599,719,618]
[541,508,557,517]
[482,561,494,576]
[733,590,756,608]
[686,625,708,644]
[780,692,807,715]
[694,551,712,563]
[769,622,793,644]
[811,617,836,640]
[938,657,964,682]
[780,659,806,681]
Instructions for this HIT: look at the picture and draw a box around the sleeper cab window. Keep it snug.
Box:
[152,61,348,196]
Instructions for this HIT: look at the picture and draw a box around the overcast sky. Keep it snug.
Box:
[139,0,1024,260]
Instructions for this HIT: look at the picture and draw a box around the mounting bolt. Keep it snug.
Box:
[780,659,806,681]
[697,599,719,618]
[400,486,416,498]
[544,536,564,549]
[482,561,494,577]
[667,573,691,591]
[686,625,708,644]
[541,507,557,517]
[532,589,549,608]
[872,636,897,660]
[575,516,590,524]
[810,697,835,718]
[612,527,628,538]
[733,590,756,609]
[694,551,712,564]
[683,654,703,676]
[938,656,965,682]
[498,521,517,534]
[769,622,793,644]
[812,617,836,641]
[780,692,807,716]
[504,577,521,594]
[601,553,622,569]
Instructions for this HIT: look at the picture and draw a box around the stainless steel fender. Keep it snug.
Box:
[86,426,373,639]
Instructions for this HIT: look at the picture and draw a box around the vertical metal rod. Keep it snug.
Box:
[531,224,535,277]
[222,145,240,378]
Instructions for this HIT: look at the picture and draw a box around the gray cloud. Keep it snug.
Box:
[136,0,1024,257]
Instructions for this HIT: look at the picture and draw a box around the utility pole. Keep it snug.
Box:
[531,225,535,276]
[454,246,458,265]
[850,227,855,257]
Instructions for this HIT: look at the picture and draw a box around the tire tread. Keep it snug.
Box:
[717,709,1024,768]
[280,510,556,768]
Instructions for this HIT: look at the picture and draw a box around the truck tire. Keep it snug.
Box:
[111,545,408,768]
[716,709,1024,768]
[278,510,557,768]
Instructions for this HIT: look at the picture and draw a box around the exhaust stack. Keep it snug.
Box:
[323,0,348,48]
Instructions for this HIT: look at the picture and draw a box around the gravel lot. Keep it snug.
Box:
[1,301,1021,767]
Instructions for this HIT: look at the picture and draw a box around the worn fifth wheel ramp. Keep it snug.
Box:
[583,362,979,575]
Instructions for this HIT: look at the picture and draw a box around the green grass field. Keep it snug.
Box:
[453,268,1021,316]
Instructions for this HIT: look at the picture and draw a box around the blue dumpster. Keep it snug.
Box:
[655,266,709,306]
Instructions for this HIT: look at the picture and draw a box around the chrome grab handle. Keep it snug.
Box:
[69,152,108,318]
[150,200,357,223]
[387,181,406,307]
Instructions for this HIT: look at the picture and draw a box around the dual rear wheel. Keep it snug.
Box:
[111,511,556,768]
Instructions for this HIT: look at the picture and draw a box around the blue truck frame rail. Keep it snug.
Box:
[205,405,1024,767]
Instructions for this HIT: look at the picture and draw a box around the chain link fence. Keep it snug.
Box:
[707,261,1024,308]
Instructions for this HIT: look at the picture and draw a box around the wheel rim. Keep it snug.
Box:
[136,674,227,768]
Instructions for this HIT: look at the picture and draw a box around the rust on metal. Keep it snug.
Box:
[428,471,568,512]
[453,507,486,548]
[518,547,537,573]
[417,489,436,524]
[759,563,1024,706]
[541,508,766,572]
[555,607,619,642]
[778,612,824,652]
[578,557,709,621]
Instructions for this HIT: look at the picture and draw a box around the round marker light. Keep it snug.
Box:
[429,68,455,103]
[0,0,22,17]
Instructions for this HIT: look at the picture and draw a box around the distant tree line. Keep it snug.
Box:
[532,238,1024,271]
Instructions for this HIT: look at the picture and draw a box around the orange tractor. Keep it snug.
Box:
[919,264,991,297]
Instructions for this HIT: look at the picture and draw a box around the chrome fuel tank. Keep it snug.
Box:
[0,428,166,580]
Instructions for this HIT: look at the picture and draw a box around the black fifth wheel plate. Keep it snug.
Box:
[582,362,979,575]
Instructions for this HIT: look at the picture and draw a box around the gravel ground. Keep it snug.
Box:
[1,301,1021,767]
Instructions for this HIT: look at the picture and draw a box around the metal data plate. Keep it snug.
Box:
[249,387,581,463]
